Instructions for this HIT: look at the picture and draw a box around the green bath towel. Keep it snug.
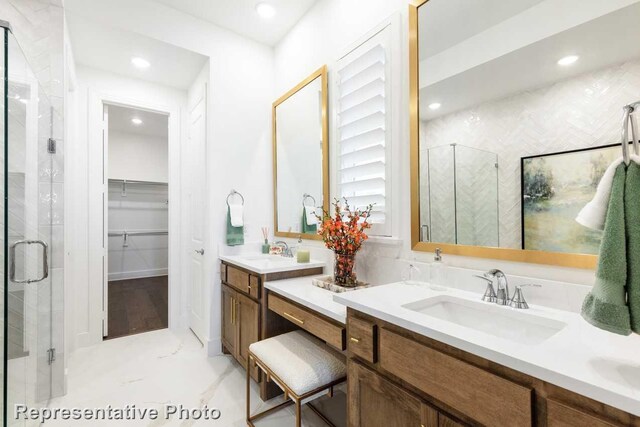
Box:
[302,207,317,234]
[226,207,244,246]
[626,161,640,333]
[581,163,632,335]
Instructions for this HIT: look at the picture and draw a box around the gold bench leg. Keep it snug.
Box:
[295,399,302,427]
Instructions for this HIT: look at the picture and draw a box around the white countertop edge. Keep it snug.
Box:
[335,297,640,417]
[264,278,346,324]
[219,254,326,275]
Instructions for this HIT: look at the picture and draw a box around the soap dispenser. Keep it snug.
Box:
[429,248,447,288]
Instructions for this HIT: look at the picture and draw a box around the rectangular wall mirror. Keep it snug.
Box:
[410,0,640,268]
[273,66,329,239]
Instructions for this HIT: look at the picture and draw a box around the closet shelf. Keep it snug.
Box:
[108,179,168,185]
[108,179,168,197]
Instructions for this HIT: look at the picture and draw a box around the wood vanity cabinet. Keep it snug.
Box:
[221,284,259,381]
[347,308,640,427]
[349,360,456,427]
[220,261,323,400]
[221,284,237,356]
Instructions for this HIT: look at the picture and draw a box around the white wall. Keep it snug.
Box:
[107,183,169,281]
[67,65,187,348]
[108,130,169,183]
[65,0,275,355]
[273,0,596,290]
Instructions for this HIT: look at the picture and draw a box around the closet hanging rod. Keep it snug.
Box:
[108,231,168,237]
[108,179,168,185]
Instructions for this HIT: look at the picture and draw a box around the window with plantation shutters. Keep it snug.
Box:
[336,25,392,236]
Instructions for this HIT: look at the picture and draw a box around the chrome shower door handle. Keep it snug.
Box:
[10,239,49,284]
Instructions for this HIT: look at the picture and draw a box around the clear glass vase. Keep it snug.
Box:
[334,251,357,287]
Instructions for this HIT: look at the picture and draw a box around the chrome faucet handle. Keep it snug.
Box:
[509,284,541,309]
[473,275,497,303]
[273,241,293,257]
[484,269,510,305]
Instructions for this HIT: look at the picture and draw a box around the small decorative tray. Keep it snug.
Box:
[311,275,370,293]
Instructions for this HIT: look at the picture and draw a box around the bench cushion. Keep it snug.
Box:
[249,330,346,395]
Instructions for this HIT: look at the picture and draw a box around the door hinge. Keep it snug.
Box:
[47,138,57,154]
[47,348,56,365]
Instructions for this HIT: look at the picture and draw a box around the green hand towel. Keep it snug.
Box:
[302,207,317,234]
[226,207,244,246]
[581,163,632,335]
[626,161,640,333]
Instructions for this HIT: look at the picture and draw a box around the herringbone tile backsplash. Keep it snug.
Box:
[420,58,640,249]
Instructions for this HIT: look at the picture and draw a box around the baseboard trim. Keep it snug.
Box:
[207,338,222,357]
[108,269,168,281]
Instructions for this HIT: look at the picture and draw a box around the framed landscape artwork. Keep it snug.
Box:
[521,143,621,254]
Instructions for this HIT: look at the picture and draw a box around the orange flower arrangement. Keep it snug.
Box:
[316,198,373,286]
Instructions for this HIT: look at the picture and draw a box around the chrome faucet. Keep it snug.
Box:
[484,269,510,305]
[473,275,497,303]
[273,241,293,258]
[509,284,542,309]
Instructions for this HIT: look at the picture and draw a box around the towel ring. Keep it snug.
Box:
[302,193,316,208]
[227,190,245,207]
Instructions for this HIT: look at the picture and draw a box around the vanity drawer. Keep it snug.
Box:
[378,328,532,427]
[547,399,617,427]
[268,293,345,350]
[347,317,377,363]
[225,265,259,299]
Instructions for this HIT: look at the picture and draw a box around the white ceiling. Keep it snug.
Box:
[151,0,318,46]
[418,0,545,60]
[108,105,169,139]
[419,2,640,120]
[66,14,208,90]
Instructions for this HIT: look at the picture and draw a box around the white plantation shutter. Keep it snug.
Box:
[336,26,392,236]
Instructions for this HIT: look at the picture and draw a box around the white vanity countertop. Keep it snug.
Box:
[264,276,346,324]
[334,282,640,416]
[219,254,326,275]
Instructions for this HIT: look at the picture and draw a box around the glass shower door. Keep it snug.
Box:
[2,26,63,426]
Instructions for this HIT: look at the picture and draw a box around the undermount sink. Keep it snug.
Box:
[240,255,294,264]
[402,295,566,345]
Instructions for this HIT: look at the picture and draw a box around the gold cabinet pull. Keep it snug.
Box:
[350,337,360,343]
[283,312,305,325]
[230,297,235,324]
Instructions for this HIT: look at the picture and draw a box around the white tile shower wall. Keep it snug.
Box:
[274,0,598,304]
[421,58,640,249]
[0,0,66,401]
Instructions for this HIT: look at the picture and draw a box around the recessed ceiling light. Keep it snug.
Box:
[557,55,579,66]
[131,118,143,125]
[428,102,442,110]
[131,57,150,69]
[256,2,276,19]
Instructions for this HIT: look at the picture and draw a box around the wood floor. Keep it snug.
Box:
[106,275,168,340]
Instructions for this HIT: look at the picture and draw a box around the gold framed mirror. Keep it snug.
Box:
[273,66,329,240]
[409,0,640,269]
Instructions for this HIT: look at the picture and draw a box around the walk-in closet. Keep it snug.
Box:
[105,105,169,340]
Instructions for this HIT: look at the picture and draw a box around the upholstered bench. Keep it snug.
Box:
[246,330,347,427]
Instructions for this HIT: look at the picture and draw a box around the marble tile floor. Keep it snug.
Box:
[45,329,347,427]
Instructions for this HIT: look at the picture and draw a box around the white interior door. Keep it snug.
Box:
[102,104,109,337]
[187,92,207,343]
